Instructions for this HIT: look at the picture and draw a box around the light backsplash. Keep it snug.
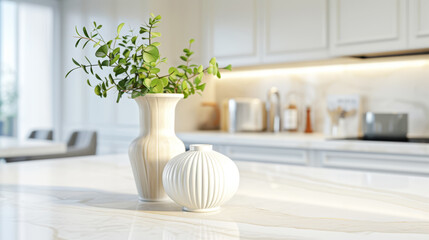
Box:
[215,57,429,136]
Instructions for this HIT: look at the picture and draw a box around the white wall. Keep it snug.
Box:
[60,0,213,154]
[215,57,429,136]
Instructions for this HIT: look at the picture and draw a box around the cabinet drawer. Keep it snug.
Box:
[320,151,429,175]
[223,145,308,165]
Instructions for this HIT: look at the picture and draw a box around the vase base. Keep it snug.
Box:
[138,197,168,202]
[183,207,220,213]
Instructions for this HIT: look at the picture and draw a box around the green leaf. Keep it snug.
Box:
[95,45,108,58]
[111,54,120,64]
[207,66,213,74]
[182,81,188,90]
[151,32,161,38]
[75,26,80,36]
[95,74,102,80]
[197,83,206,91]
[94,85,101,96]
[197,65,203,73]
[168,67,178,74]
[189,39,195,44]
[87,79,92,86]
[93,21,97,28]
[117,23,125,35]
[143,45,159,62]
[112,47,120,56]
[143,78,151,88]
[72,58,80,67]
[180,56,188,61]
[83,27,89,38]
[101,60,109,66]
[123,49,130,58]
[224,64,232,71]
[217,70,221,78]
[151,79,164,93]
[151,68,160,74]
[82,40,90,49]
[75,38,82,48]
[139,27,148,34]
[131,36,137,44]
[209,57,216,65]
[154,15,161,20]
[194,73,203,85]
[160,77,168,87]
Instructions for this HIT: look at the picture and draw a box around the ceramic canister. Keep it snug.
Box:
[162,144,240,212]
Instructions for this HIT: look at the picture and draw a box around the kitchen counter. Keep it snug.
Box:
[177,131,429,156]
[0,154,428,239]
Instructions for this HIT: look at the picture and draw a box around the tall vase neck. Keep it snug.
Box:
[135,94,183,136]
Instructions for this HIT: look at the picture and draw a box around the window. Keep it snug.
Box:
[0,0,58,139]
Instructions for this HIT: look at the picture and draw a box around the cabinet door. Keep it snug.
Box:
[409,0,429,49]
[317,150,429,176]
[263,0,329,63]
[203,0,261,67]
[223,145,309,165]
[330,0,407,56]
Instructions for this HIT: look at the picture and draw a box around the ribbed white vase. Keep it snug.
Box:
[128,94,185,201]
[162,144,240,212]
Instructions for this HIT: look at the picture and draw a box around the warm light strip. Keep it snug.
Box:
[220,59,429,79]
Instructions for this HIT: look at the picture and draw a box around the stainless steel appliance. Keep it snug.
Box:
[362,112,408,140]
[221,98,266,132]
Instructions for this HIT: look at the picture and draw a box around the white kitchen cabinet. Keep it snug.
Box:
[316,150,429,176]
[202,0,261,67]
[329,0,407,56]
[263,0,329,63]
[409,0,429,49]
[180,136,429,176]
[203,0,329,66]
[220,145,309,165]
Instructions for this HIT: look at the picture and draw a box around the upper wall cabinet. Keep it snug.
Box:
[409,0,429,49]
[329,0,407,56]
[263,0,329,63]
[203,0,261,66]
[204,0,429,67]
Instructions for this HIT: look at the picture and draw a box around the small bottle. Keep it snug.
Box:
[304,106,313,133]
[283,94,298,132]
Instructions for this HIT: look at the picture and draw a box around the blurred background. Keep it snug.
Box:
[2,0,429,162]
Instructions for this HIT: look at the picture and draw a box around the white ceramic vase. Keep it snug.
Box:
[128,94,185,201]
[162,144,240,212]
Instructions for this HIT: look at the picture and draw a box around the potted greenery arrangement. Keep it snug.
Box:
[66,14,231,201]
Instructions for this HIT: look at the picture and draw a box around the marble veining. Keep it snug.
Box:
[0,154,428,239]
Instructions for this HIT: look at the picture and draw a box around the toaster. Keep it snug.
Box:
[221,98,266,132]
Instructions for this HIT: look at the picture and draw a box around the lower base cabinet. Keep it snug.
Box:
[185,142,429,176]
[316,150,429,176]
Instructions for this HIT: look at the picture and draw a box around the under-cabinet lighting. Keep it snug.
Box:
[220,59,429,79]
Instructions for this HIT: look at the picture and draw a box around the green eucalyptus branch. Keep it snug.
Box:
[66,13,232,102]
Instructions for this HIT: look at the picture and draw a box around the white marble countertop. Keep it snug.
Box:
[177,131,429,155]
[0,154,428,239]
[0,137,67,158]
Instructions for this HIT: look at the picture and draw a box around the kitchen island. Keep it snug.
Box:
[0,154,428,239]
